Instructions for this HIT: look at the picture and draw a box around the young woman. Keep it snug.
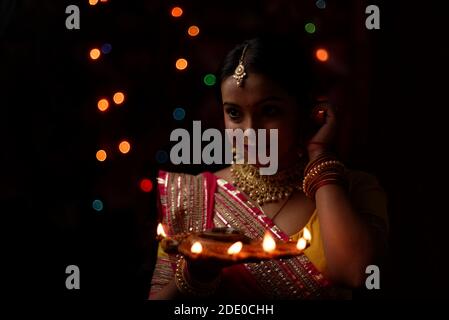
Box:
[149,36,388,299]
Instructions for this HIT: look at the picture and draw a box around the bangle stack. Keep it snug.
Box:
[174,256,221,297]
[302,153,346,199]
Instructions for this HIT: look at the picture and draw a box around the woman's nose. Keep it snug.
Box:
[241,116,261,131]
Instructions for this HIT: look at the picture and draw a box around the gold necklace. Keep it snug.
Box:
[230,161,305,206]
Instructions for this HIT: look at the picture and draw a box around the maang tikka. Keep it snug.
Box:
[232,44,249,87]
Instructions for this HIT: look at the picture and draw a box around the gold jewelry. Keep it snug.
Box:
[233,44,248,87]
[302,155,346,198]
[230,162,305,206]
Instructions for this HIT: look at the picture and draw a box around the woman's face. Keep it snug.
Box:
[221,73,302,169]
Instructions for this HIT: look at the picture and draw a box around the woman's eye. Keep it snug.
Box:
[226,108,241,120]
[262,105,280,116]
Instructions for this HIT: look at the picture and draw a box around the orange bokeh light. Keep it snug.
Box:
[118,140,131,154]
[188,25,200,37]
[171,7,183,18]
[96,149,107,162]
[113,92,125,105]
[175,58,188,70]
[315,48,329,62]
[89,0,99,5]
[97,98,109,112]
[89,48,101,60]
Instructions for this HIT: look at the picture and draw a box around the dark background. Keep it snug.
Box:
[1,0,448,299]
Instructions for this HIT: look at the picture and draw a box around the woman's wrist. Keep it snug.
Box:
[186,260,221,282]
[303,153,346,199]
[306,143,328,162]
[174,257,221,297]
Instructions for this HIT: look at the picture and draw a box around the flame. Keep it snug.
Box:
[296,237,307,250]
[191,241,203,254]
[227,241,243,255]
[262,232,276,252]
[303,227,312,242]
[157,223,167,238]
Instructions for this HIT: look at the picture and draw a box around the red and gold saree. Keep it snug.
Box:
[149,170,351,299]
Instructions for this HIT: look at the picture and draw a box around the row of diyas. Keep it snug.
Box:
[156,223,312,262]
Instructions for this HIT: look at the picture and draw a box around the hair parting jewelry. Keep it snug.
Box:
[232,44,249,87]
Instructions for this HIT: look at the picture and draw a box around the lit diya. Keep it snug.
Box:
[156,223,311,263]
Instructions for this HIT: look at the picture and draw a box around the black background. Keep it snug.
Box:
[1,0,448,300]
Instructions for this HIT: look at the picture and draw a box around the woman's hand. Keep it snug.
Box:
[306,103,338,161]
[184,258,226,282]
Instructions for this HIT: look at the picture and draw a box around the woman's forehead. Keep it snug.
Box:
[221,73,288,105]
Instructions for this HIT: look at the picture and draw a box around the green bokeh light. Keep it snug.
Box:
[305,22,316,34]
[203,74,216,86]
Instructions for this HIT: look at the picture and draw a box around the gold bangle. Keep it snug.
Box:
[302,159,346,198]
[174,257,220,297]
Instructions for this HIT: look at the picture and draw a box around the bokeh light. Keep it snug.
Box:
[305,22,316,34]
[89,48,101,60]
[89,0,99,5]
[156,150,169,163]
[118,140,131,154]
[171,7,183,18]
[175,58,188,70]
[97,98,109,112]
[96,149,107,162]
[316,0,326,9]
[92,199,103,211]
[315,48,329,62]
[173,107,186,121]
[188,26,200,37]
[101,43,112,54]
[140,178,153,193]
[113,92,125,105]
[203,74,216,86]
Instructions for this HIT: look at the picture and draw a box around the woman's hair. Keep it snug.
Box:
[219,35,319,116]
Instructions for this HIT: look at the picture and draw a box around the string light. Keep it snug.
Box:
[97,98,109,112]
[113,92,125,105]
[89,0,99,5]
[89,48,101,60]
[140,178,153,192]
[187,26,200,37]
[175,58,188,71]
[118,140,131,154]
[171,7,183,18]
[96,149,107,162]
[315,48,329,62]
